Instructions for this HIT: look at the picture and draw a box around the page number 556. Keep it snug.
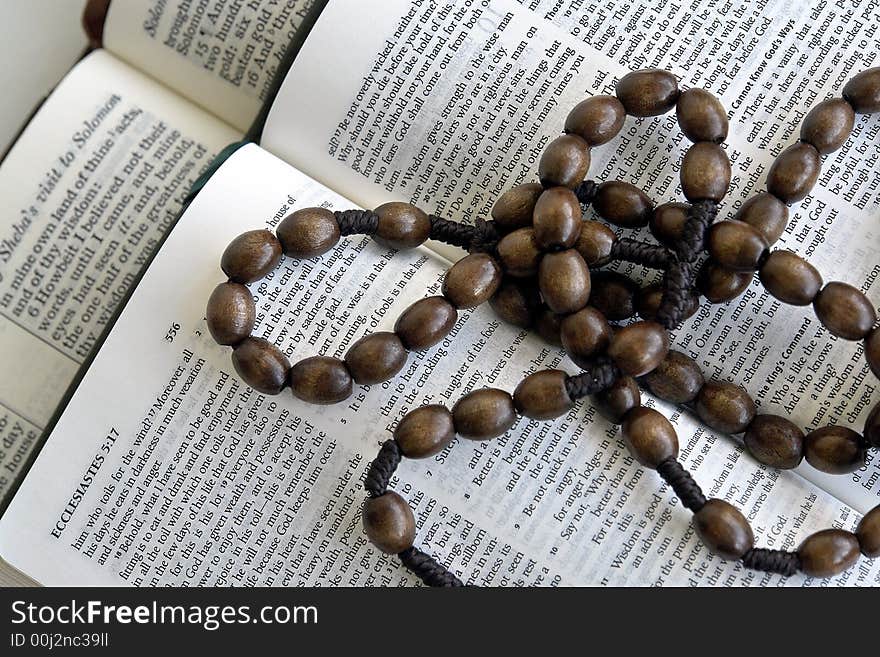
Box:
[165,322,181,343]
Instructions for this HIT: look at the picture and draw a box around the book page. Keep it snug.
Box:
[103,0,318,132]
[262,0,880,512]
[0,50,239,502]
[1,144,876,586]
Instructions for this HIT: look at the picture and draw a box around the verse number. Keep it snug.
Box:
[164,322,181,343]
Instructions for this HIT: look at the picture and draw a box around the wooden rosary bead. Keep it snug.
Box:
[533,187,583,250]
[865,401,880,449]
[813,281,877,340]
[231,337,290,395]
[497,228,542,278]
[589,271,638,321]
[697,260,753,303]
[373,201,430,249]
[743,414,805,470]
[394,296,457,350]
[206,282,255,346]
[800,98,855,154]
[513,369,573,420]
[675,88,728,143]
[867,327,880,381]
[843,66,880,113]
[276,207,340,258]
[621,406,678,468]
[804,425,866,474]
[538,134,591,189]
[575,220,617,267]
[289,355,353,404]
[681,142,731,202]
[452,388,517,440]
[615,68,679,117]
[694,499,754,560]
[798,529,860,578]
[560,307,612,368]
[758,250,822,306]
[564,95,627,145]
[443,253,502,309]
[221,230,282,283]
[707,220,768,271]
[344,332,407,385]
[695,380,756,434]
[856,505,880,558]
[538,249,591,314]
[593,181,653,228]
[489,279,539,328]
[362,492,416,554]
[637,283,699,322]
[649,202,689,247]
[732,192,789,245]
[491,183,543,232]
[767,142,821,204]
[535,308,563,346]
[607,320,669,377]
[394,405,455,458]
[643,350,704,404]
[595,376,641,424]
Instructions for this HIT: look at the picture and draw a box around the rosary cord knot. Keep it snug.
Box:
[335,209,379,236]
[398,546,464,587]
[363,439,402,498]
[564,357,620,400]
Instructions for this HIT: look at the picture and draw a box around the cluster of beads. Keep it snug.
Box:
[207,65,880,585]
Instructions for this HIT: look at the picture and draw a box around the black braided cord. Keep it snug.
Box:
[741,548,801,576]
[399,546,464,587]
[611,238,673,270]
[335,209,379,236]
[364,439,402,498]
[565,357,620,400]
[429,215,500,253]
[576,179,599,205]
[656,458,706,512]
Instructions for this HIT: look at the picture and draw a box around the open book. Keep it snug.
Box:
[0,0,878,586]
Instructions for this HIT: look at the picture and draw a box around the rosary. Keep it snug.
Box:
[206,66,880,585]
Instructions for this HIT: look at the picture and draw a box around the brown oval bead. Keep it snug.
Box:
[491,183,543,232]
[843,66,880,113]
[535,308,563,346]
[694,499,754,560]
[856,505,880,558]
[207,282,255,346]
[695,380,756,434]
[707,220,768,271]
[615,68,679,117]
[232,337,290,395]
[733,192,789,245]
[564,95,627,145]
[767,142,821,204]
[560,307,612,368]
[276,207,340,258]
[697,260,753,303]
[594,376,640,424]
[489,279,539,328]
[394,405,455,458]
[649,202,689,247]
[589,271,637,321]
[538,249,591,314]
[221,230,282,283]
[362,492,415,554]
[804,425,866,474]
[743,414,805,469]
[644,350,704,404]
[453,388,517,440]
[394,296,457,350]
[608,320,669,377]
[681,142,731,202]
[373,202,430,249]
[759,250,822,306]
[533,187,582,250]
[798,529,860,578]
[496,228,541,278]
[442,253,502,309]
[593,181,653,228]
[344,332,407,385]
[289,355,352,404]
[575,220,616,267]
[801,98,855,154]
[813,282,877,340]
[637,283,698,322]
[865,401,880,449]
[538,134,591,189]
[621,406,678,468]
[866,327,880,382]
[513,369,573,420]
[675,88,728,143]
